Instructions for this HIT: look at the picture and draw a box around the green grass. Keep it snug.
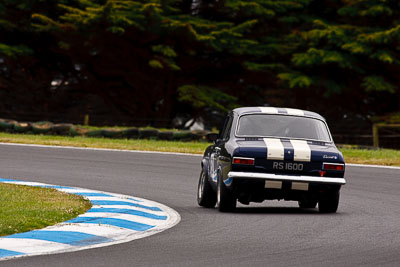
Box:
[0,132,208,154]
[340,147,400,166]
[75,125,181,132]
[0,183,92,236]
[1,132,400,166]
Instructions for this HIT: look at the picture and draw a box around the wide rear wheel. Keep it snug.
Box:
[217,174,236,212]
[318,190,340,213]
[298,198,318,209]
[197,169,217,208]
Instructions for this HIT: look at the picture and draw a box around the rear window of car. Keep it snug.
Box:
[236,114,331,142]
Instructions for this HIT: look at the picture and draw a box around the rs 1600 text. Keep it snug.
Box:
[272,162,304,171]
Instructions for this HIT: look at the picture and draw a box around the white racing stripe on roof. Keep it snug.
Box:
[259,107,279,114]
[0,239,73,254]
[264,138,284,160]
[290,140,311,162]
[286,108,304,116]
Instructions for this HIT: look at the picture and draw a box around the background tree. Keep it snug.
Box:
[276,0,400,120]
[0,0,399,129]
[0,0,87,121]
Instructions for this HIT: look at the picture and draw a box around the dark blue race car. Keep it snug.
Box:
[197,107,346,213]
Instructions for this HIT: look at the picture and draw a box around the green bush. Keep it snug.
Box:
[53,123,74,135]
[13,122,32,133]
[158,131,174,140]
[173,131,192,141]
[139,129,159,139]
[32,121,53,134]
[86,129,103,137]
[191,130,209,142]
[69,126,87,137]
[0,117,211,143]
[0,119,17,131]
[122,128,139,139]
[103,129,123,138]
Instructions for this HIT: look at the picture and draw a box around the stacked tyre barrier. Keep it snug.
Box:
[0,118,210,142]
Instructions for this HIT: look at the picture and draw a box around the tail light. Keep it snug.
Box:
[233,157,255,165]
[323,163,344,171]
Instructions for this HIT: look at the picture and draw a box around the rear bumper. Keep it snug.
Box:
[228,171,346,185]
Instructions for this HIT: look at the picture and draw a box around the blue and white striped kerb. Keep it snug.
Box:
[0,178,180,261]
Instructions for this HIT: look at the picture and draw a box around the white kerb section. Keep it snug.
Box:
[259,107,279,114]
[290,139,311,162]
[264,138,284,160]
[0,180,181,261]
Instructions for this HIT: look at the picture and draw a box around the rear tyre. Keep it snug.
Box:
[298,198,318,209]
[217,174,236,212]
[318,190,340,213]
[197,169,217,208]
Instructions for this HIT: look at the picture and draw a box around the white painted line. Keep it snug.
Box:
[4,181,49,187]
[0,142,202,157]
[346,163,400,170]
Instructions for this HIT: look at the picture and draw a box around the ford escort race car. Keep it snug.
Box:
[197,107,346,213]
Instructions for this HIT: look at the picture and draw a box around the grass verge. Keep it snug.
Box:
[0,132,208,154]
[0,183,91,236]
[339,147,400,166]
[1,132,400,166]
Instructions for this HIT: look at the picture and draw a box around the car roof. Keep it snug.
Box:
[232,107,325,121]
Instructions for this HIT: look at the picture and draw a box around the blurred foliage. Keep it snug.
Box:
[178,85,237,112]
[0,0,400,127]
[371,112,400,124]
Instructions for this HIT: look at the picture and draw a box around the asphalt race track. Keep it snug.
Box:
[1,144,400,266]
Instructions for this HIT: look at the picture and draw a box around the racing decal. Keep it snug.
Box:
[259,107,279,114]
[290,140,311,162]
[209,153,218,181]
[263,138,284,160]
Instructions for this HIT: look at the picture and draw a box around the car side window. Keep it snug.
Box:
[221,115,233,140]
